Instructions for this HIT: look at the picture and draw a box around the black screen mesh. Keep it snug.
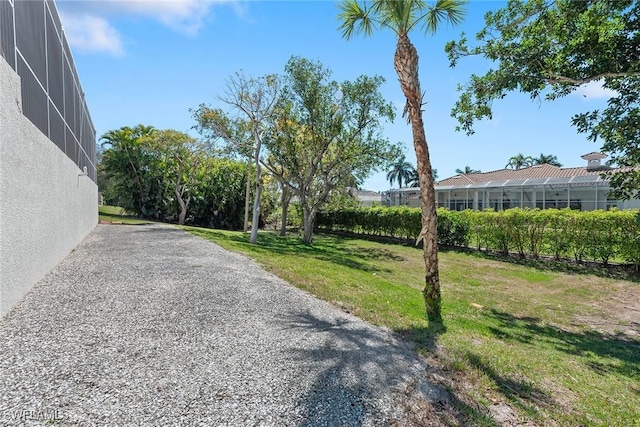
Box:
[3,0,97,182]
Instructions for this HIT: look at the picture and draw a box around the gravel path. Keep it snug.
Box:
[1,224,440,426]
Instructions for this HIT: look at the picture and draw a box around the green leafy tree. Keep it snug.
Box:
[338,0,465,321]
[386,154,416,188]
[446,0,640,198]
[505,153,534,170]
[533,153,563,167]
[455,165,480,174]
[192,108,254,232]
[265,57,398,243]
[262,151,295,236]
[151,129,209,225]
[188,157,248,230]
[100,125,166,217]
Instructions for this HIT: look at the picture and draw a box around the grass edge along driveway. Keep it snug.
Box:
[182,226,640,427]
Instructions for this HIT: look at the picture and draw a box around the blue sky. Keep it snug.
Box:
[56,0,614,192]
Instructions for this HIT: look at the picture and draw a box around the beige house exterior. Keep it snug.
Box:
[383,153,640,211]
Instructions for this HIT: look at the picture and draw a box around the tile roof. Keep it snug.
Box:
[436,164,615,187]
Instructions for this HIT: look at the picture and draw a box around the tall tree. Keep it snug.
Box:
[265,57,398,243]
[386,154,415,188]
[192,72,280,244]
[446,0,640,199]
[533,153,562,167]
[338,0,465,321]
[263,153,293,236]
[505,153,534,170]
[151,129,208,225]
[192,109,254,232]
[100,125,160,217]
[455,165,480,174]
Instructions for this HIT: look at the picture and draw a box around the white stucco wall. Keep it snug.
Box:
[0,58,97,317]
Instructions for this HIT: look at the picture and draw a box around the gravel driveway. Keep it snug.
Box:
[1,224,441,426]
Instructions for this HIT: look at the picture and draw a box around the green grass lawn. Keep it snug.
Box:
[182,226,640,426]
[98,206,153,225]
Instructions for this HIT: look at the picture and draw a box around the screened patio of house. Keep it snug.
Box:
[434,175,629,211]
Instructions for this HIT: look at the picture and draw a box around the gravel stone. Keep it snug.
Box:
[1,224,433,426]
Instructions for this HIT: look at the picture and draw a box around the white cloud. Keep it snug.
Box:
[57,0,240,54]
[573,80,618,100]
[114,0,228,35]
[59,12,124,56]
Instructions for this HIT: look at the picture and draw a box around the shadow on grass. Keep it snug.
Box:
[450,248,640,283]
[186,228,399,274]
[485,309,640,379]
[320,227,640,282]
[186,227,530,425]
[99,212,156,225]
[468,351,555,418]
[395,321,447,353]
[399,322,557,421]
[280,311,499,427]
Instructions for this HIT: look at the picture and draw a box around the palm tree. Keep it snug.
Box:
[408,168,438,187]
[533,153,562,167]
[386,155,415,188]
[100,125,156,216]
[505,153,534,170]
[339,0,465,322]
[455,165,480,174]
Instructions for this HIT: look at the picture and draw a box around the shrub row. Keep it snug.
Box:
[316,207,469,246]
[316,207,640,268]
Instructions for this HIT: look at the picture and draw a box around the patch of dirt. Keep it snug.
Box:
[573,284,640,337]
[391,345,549,427]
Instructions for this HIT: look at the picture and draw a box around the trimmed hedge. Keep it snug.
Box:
[316,207,640,268]
[316,207,469,246]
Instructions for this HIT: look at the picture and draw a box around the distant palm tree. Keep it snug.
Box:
[533,153,562,167]
[386,155,415,188]
[455,165,480,174]
[339,0,465,322]
[407,168,436,187]
[506,153,534,170]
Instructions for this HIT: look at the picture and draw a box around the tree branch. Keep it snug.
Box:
[546,71,640,86]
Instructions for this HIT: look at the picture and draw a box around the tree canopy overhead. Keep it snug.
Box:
[446,0,640,198]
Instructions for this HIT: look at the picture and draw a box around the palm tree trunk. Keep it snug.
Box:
[394,32,441,322]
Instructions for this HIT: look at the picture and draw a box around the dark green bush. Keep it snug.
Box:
[318,206,640,266]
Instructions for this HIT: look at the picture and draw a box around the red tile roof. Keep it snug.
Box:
[436,164,615,187]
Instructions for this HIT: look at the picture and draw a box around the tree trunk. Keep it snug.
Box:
[280,185,291,236]
[250,137,262,245]
[244,157,251,232]
[175,185,188,225]
[394,32,441,322]
[302,205,315,244]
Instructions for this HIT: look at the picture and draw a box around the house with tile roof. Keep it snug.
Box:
[382,153,640,211]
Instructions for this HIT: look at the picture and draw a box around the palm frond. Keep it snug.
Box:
[373,0,421,34]
[421,0,466,34]
[338,0,375,39]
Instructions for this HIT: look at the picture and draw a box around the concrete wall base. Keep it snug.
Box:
[0,57,97,317]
